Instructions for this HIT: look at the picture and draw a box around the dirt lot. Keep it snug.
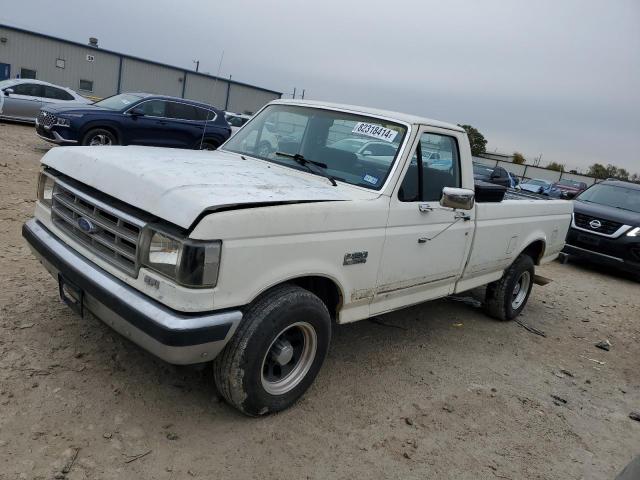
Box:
[0,121,638,480]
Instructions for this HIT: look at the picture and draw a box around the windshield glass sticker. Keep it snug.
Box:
[363,174,379,185]
[352,122,398,143]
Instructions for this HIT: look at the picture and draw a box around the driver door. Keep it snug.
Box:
[371,128,475,315]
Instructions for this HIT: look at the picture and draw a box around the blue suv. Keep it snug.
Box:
[35,92,231,150]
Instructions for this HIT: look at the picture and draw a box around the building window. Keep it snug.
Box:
[56,59,65,69]
[20,68,36,79]
[79,79,94,92]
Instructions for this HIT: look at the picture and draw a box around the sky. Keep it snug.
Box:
[3,0,639,173]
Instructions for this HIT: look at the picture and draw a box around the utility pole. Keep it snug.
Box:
[292,87,297,99]
[193,60,200,72]
[301,89,305,99]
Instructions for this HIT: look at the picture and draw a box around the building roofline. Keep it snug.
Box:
[0,23,282,96]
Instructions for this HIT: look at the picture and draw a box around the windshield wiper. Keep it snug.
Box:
[274,152,338,186]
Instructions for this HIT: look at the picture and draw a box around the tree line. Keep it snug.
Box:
[458,125,639,182]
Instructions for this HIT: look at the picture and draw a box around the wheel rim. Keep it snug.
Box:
[89,134,112,146]
[511,271,531,310]
[261,322,317,395]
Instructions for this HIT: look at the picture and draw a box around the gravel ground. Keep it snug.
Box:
[1,121,638,480]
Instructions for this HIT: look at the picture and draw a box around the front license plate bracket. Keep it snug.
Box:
[58,274,84,317]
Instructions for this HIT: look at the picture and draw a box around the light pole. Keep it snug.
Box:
[193,60,200,72]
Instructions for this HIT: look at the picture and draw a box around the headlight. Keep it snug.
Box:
[143,229,221,288]
[56,117,71,127]
[37,171,56,207]
[627,227,640,237]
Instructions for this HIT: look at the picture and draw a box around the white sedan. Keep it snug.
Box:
[0,79,91,123]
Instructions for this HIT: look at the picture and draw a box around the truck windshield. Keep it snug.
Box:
[577,183,640,213]
[94,93,144,110]
[222,104,408,190]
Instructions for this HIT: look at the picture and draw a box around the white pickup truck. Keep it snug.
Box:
[23,100,572,415]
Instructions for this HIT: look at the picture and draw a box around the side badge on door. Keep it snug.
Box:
[344,251,368,265]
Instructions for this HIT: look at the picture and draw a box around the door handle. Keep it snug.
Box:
[454,212,471,221]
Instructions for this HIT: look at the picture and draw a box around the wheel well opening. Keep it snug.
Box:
[522,240,545,265]
[290,276,342,320]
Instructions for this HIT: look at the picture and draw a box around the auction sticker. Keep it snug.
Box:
[363,174,379,185]
[352,122,398,143]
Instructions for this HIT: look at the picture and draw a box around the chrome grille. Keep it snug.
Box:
[38,111,56,128]
[574,213,622,235]
[51,181,144,276]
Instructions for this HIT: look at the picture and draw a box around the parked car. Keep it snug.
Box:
[225,112,252,134]
[563,180,640,278]
[0,79,90,123]
[548,179,588,199]
[22,99,572,416]
[472,162,512,188]
[35,92,231,150]
[519,178,553,195]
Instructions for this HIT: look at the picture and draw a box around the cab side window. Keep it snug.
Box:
[398,132,461,202]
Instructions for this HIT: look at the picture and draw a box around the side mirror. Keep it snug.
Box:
[129,107,145,117]
[4,88,13,96]
[440,187,475,210]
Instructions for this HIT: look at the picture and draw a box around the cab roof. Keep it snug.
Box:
[271,99,465,132]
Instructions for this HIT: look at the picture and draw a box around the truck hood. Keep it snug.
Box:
[42,146,374,229]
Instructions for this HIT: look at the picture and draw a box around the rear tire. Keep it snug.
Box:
[484,254,535,321]
[81,128,118,146]
[213,284,331,416]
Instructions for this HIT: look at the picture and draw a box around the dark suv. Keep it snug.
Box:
[563,180,640,277]
[35,92,231,150]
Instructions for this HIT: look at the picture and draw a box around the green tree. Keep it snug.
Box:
[547,162,565,172]
[616,168,629,181]
[512,152,526,165]
[588,163,632,180]
[458,124,487,156]
[587,163,608,179]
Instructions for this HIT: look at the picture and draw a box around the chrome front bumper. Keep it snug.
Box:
[35,129,78,144]
[22,219,242,365]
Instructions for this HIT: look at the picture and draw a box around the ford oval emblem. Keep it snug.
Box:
[77,216,99,234]
[589,219,602,229]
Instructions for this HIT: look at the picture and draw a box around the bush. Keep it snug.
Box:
[547,162,565,172]
[512,152,525,165]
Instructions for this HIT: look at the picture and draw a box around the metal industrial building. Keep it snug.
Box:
[0,24,281,114]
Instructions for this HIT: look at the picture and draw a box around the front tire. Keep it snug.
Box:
[81,128,118,146]
[484,254,535,321]
[213,285,331,416]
